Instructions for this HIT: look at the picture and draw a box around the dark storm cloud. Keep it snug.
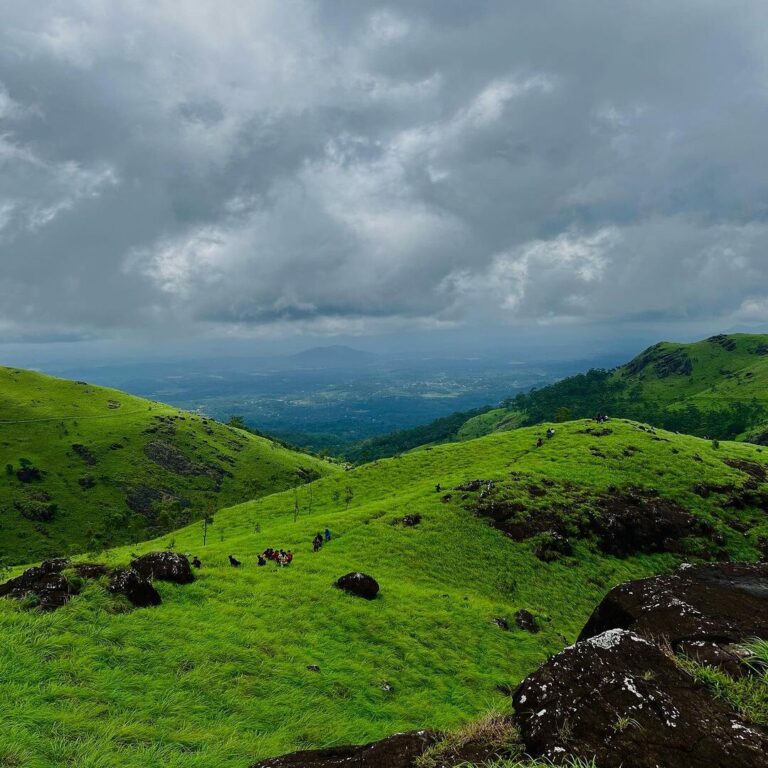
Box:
[1,0,767,342]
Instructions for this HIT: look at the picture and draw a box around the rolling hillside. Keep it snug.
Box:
[347,333,768,460]
[1,420,766,767]
[0,367,338,565]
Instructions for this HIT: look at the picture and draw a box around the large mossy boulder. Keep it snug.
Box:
[513,628,768,768]
[108,568,161,607]
[0,558,74,611]
[130,551,194,584]
[579,562,768,647]
[335,572,380,600]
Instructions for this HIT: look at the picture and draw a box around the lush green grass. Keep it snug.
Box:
[0,366,338,565]
[0,420,766,767]
[345,333,768,460]
[678,639,768,728]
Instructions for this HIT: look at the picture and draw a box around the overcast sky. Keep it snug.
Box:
[2,0,768,360]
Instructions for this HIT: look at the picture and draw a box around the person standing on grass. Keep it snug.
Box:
[312,533,322,552]
[324,527,331,542]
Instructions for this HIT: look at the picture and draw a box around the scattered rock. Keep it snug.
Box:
[579,562,768,647]
[708,333,738,352]
[16,465,43,483]
[130,552,194,584]
[401,514,421,527]
[534,531,572,562]
[0,558,74,611]
[494,616,510,630]
[73,563,108,580]
[71,443,97,466]
[440,494,452,503]
[623,344,694,378]
[513,628,768,768]
[454,480,494,493]
[251,731,438,768]
[144,439,209,476]
[723,457,767,484]
[515,609,540,634]
[306,665,321,673]
[335,572,380,600]
[582,427,613,437]
[108,568,161,607]
[592,490,711,557]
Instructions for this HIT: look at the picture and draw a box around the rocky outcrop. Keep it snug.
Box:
[251,731,437,768]
[335,572,380,600]
[0,557,166,611]
[0,558,75,611]
[513,628,768,768]
[592,491,712,557]
[579,562,768,647]
[130,552,194,584]
[108,568,161,607]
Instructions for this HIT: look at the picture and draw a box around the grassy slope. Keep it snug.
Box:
[0,420,766,768]
[0,367,337,564]
[348,333,768,460]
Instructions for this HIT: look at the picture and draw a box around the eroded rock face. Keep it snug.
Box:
[579,562,768,647]
[513,629,768,768]
[335,572,380,600]
[108,568,161,607]
[130,552,194,584]
[251,731,437,768]
[592,491,710,557]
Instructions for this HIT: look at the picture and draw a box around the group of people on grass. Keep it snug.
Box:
[312,528,332,552]
[258,548,293,567]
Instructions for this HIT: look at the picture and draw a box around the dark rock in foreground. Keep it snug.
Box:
[252,731,437,768]
[109,568,161,607]
[131,551,194,584]
[335,572,379,600]
[0,558,75,611]
[513,628,768,768]
[579,562,768,647]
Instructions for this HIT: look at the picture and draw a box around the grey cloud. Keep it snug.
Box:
[1,0,767,343]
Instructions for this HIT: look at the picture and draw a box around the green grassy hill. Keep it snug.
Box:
[0,367,338,565]
[1,420,766,767]
[347,333,768,460]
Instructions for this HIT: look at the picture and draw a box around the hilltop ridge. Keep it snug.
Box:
[347,333,768,461]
